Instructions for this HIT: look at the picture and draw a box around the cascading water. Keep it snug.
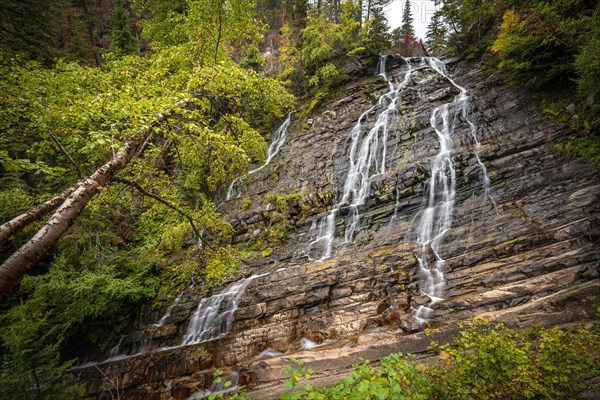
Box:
[115,291,184,360]
[413,57,493,322]
[226,113,293,200]
[305,56,414,261]
[425,58,493,203]
[74,274,265,370]
[181,273,267,345]
[153,291,184,328]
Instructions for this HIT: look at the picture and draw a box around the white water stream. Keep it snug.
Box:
[181,273,267,345]
[189,371,240,399]
[413,57,493,322]
[226,113,292,200]
[153,291,184,328]
[305,56,414,261]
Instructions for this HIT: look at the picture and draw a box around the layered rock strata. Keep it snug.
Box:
[74,56,599,399]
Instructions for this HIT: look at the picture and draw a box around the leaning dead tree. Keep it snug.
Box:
[0,108,180,301]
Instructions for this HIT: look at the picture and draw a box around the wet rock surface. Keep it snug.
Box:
[74,56,599,399]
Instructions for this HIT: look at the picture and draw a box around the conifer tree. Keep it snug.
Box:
[393,0,421,56]
[110,0,138,56]
[399,0,415,38]
[362,4,391,55]
[426,10,447,55]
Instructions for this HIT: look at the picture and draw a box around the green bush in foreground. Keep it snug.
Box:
[210,320,599,399]
[429,320,599,399]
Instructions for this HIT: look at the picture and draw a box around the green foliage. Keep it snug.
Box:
[360,6,392,56]
[399,0,415,38]
[263,192,301,245]
[435,0,599,157]
[0,185,32,221]
[555,135,600,164]
[240,196,253,211]
[277,22,305,88]
[266,192,301,213]
[204,245,242,287]
[281,354,432,400]
[0,250,158,399]
[491,6,572,90]
[298,9,344,87]
[204,369,250,400]
[281,358,317,399]
[132,0,263,65]
[0,0,100,65]
[429,320,600,399]
[340,0,362,46]
[574,2,600,100]
[438,0,500,59]
[425,10,448,56]
[0,343,84,400]
[277,2,389,102]
[486,1,600,150]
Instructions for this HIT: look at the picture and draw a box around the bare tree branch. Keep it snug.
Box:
[113,177,214,251]
[49,131,85,178]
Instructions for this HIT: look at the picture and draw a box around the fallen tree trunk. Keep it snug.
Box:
[0,112,171,301]
[0,188,75,246]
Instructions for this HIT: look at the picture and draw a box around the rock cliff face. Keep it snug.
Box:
[73,56,600,399]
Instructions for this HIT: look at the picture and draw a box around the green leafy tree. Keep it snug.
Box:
[574,3,600,101]
[429,320,599,399]
[277,22,305,88]
[340,0,362,46]
[298,9,343,87]
[133,0,263,65]
[490,6,570,89]
[0,0,60,64]
[433,0,599,154]
[272,322,599,400]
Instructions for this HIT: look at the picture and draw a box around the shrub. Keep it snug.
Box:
[429,320,599,399]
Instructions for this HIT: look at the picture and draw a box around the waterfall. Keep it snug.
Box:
[153,291,184,328]
[425,58,493,203]
[226,113,293,200]
[181,273,267,345]
[306,56,414,261]
[107,337,124,360]
[73,275,265,370]
[413,57,493,322]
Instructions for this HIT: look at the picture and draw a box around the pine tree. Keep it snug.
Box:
[394,0,421,56]
[426,10,447,56]
[399,0,414,38]
[361,3,391,55]
[110,0,138,56]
